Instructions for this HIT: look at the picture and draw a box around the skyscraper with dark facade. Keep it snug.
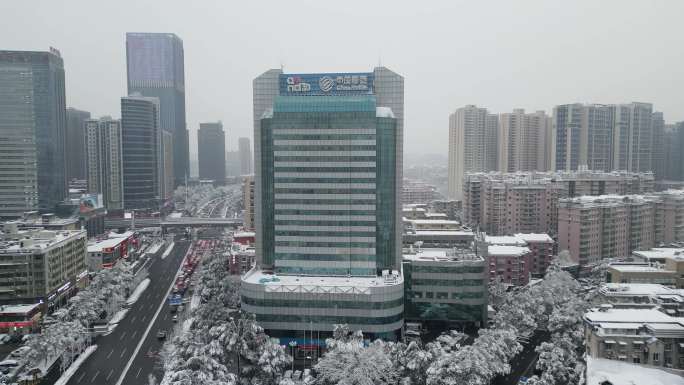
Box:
[0,49,67,219]
[121,95,165,210]
[126,32,188,187]
[238,137,252,175]
[65,107,91,181]
[197,122,226,183]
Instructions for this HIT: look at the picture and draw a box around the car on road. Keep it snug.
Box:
[9,346,31,358]
[172,315,178,322]
[157,330,167,340]
[518,377,529,385]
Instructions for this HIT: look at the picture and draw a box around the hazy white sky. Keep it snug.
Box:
[2,0,682,157]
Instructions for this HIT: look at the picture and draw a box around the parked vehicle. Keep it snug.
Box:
[157,330,167,340]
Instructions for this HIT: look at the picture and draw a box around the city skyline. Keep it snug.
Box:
[1,1,683,156]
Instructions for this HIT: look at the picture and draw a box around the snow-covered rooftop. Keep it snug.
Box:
[376,107,394,118]
[599,283,678,297]
[514,233,553,243]
[487,245,530,257]
[406,219,460,225]
[484,236,526,246]
[242,269,403,288]
[407,230,474,237]
[0,229,84,253]
[607,264,672,273]
[584,308,679,324]
[233,231,255,238]
[0,303,40,314]
[633,247,684,262]
[403,248,483,263]
[586,356,684,385]
[87,237,128,253]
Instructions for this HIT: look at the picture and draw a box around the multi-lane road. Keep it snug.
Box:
[62,240,190,385]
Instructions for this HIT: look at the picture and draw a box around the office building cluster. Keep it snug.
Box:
[463,170,655,236]
[448,103,684,201]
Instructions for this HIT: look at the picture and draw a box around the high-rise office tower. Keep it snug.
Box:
[243,69,405,339]
[0,49,67,219]
[197,122,226,183]
[226,151,241,177]
[85,117,124,210]
[498,109,552,172]
[651,111,665,180]
[664,122,684,181]
[65,107,91,181]
[121,95,166,210]
[552,104,613,172]
[126,32,187,187]
[447,105,498,200]
[238,137,252,175]
[612,102,654,173]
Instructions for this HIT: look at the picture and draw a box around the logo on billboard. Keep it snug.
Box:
[286,76,311,92]
[319,76,335,92]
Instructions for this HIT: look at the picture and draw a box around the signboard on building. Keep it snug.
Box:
[279,73,374,96]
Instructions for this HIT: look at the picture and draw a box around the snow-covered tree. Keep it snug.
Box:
[315,328,397,385]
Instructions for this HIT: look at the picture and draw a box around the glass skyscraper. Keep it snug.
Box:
[126,32,187,186]
[0,50,67,219]
[243,68,405,340]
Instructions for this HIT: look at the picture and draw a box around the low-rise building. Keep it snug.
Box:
[606,264,678,287]
[0,224,87,309]
[0,303,42,335]
[584,306,684,368]
[430,200,461,221]
[474,232,555,284]
[402,248,487,327]
[403,179,441,205]
[597,283,684,314]
[86,231,136,271]
[228,243,255,276]
[404,218,462,232]
[403,231,474,249]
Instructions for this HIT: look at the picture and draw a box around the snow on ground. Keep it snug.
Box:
[54,345,98,385]
[126,278,150,306]
[585,356,684,385]
[182,317,194,332]
[190,291,201,311]
[147,241,163,255]
[161,242,175,259]
[102,308,130,334]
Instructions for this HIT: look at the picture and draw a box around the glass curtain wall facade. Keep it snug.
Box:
[259,95,397,276]
[0,50,66,219]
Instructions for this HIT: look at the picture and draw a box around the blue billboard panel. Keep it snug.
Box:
[279,73,374,96]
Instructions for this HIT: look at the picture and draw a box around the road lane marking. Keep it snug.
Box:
[136,367,142,378]
[142,315,147,322]
[106,348,114,359]
[149,303,154,311]
[106,369,114,381]
[131,330,138,339]
[91,371,100,383]
[115,244,187,385]
[120,347,127,358]
[131,315,137,322]
[76,372,86,382]
[120,331,127,340]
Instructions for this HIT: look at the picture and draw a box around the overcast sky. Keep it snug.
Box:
[2,0,683,158]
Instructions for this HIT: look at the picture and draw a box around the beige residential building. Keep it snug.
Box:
[448,105,498,200]
[498,109,552,173]
[463,170,654,236]
[558,190,684,267]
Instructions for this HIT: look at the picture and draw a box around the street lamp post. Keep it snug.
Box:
[288,341,297,373]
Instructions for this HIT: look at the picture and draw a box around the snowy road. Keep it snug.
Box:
[57,240,191,385]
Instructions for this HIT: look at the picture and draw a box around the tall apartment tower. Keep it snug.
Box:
[498,109,552,172]
[448,105,498,200]
[664,122,684,181]
[612,102,654,173]
[238,137,252,175]
[121,95,165,210]
[197,122,226,183]
[553,104,614,172]
[85,117,124,210]
[651,111,665,180]
[0,50,67,219]
[65,108,91,181]
[126,32,188,187]
[243,69,405,339]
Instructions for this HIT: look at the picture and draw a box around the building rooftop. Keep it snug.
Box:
[584,307,678,324]
[633,247,684,262]
[485,235,526,246]
[487,245,530,257]
[0,229,85,254]
[406,230,474,237]
[242,269,403,290]
[403,248,483,263]
[586,357,684,385]
[87,237,128,253]
[514,233,553,243]
[0,303,40,315]
[405,219,460,225]
[608,264,673,273]
[599,283,678,297]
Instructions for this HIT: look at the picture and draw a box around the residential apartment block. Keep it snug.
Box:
[85,117,124,210]
[498,109,552,173]
[463,170,654,236]
[558,190,684,267]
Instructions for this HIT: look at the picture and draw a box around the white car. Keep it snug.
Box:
[10,346,31,358]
